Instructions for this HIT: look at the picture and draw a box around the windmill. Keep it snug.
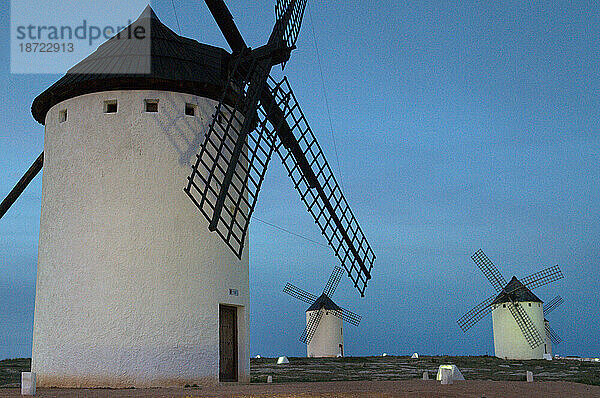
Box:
[457,249,564,360]
[284,266,362,357]
[2,0,375,298]
[0,1,376,387]
[543,295,564,357]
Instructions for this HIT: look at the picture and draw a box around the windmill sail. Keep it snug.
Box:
[270,77,375,296]
[193,0,376,295]
[283,282,318,304]
[457,295,496,332]
[336,307,362,326]
[274,0,308,50]
[322,266,343,297]
[0,152,44,220]
[471,249,507,293]
[185,54,281,257]
[507,301,545,349]
[300,307,324,344]
[543,295,564,316]
[545,323,562,345]
[520,266,563,290]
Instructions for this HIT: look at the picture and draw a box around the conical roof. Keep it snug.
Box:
[32,6,230,124]
[306,293,342,312]
[491,276,542,305]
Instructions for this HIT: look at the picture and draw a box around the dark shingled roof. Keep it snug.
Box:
[31,6,231,124]
[306,293,342,312]
[492,276,543,305]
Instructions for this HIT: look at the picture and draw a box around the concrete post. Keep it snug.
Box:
[526,371,534,382]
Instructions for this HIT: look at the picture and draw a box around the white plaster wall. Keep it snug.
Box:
[306,310,343,358]
[544,320,553,357]
[32,90,250,387]
[491,301,545,360]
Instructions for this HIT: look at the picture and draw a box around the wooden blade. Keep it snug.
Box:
[267,77,375,296]
[457,294,496,332]
[283,283,317,305]
[520,265,564,291]
[545,323,562,345]
[185,54,277,258]
[0,152,44,220]
[322,266,343,297]
[471,249,507,293]
[273,0,308,50]
[507,301,545,349]
[332,306,361,327]
[300,308,324,344]
[543,295,564,316]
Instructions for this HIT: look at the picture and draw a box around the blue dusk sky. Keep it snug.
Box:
[0,1,599,360]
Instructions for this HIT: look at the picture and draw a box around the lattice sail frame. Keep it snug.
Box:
[545,323,562,345]
[323,266,343,297]
[300,307,324,344]
[471,249,507,292]
[185,55,287,257]
[275,0,308,49]
[271,77,376,295]
[543,295,564,316]
[283,282,318,305]
[520,266,564,290]
[457,295,496,332]
[507,301,545,349]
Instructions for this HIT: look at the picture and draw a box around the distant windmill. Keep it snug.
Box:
[543,295,564,357]
[284,266,361,357]
[457,249,564,360]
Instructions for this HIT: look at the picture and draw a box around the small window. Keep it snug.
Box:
[528,303,532,307]
[185,103,196,116]
[145,99,159,113]
[104,100,117,113]
[503,304,506,308]
[59,109,67,123]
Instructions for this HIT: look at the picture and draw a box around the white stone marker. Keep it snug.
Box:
[526,371,534,382]
[21,372,35,395]
[440,368,453,385]
[276,356,289,364]
[267,375,273,383]
[436,365,465,381]
[422,371,429,380]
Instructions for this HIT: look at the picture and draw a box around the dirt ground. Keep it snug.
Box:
[2,380,600,398]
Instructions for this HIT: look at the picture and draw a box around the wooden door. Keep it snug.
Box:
[219,305,238,382]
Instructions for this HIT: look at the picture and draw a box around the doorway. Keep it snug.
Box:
[219,305,238,382]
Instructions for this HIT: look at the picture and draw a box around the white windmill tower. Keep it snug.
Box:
[1,0,376,388]
[284,267,362,357]
[458,250,564,360]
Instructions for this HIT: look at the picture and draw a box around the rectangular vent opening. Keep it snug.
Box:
[145,99,159,113]
[59,109,67,123]
[104,100,117,113]
[185,103,196,116]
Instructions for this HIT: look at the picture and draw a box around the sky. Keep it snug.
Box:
[1,0,599,360]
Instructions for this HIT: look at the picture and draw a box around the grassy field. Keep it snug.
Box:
[0,358,29,388]
[2,356,599,387]
[251,356,600,386]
